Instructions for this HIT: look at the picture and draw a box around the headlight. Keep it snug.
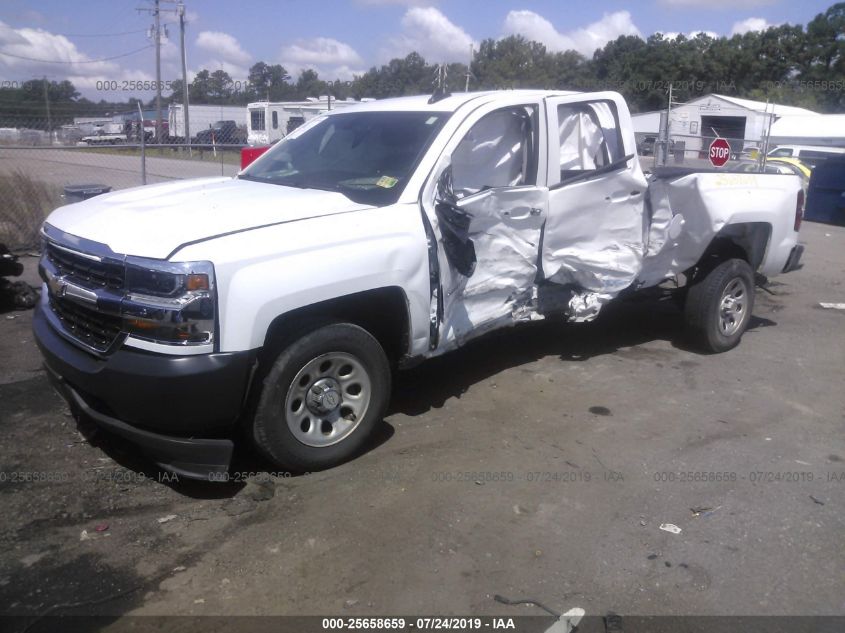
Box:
[121,258,216,345]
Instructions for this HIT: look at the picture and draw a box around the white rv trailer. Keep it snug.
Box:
[167,104,247,141]
[246,97,361,145]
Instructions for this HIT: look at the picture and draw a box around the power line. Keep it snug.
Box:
[54,24,175,38]
[0,45,153,64]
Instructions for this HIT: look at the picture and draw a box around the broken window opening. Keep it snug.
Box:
[451,106,538,199]
[558,101,624,182]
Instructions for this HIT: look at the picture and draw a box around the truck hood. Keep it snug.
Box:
[46,177,374,260]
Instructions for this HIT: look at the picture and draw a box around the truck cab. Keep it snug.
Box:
[34,91,804,479]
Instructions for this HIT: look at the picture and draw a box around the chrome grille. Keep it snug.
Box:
[45,242,124,290]
[49,296,122,352]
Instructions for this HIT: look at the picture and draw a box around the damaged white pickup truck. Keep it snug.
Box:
[34,90,805,478]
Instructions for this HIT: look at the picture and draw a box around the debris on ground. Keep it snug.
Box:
[691,506,721,518]
[244,476,276,502]
[157,514,178,524]
[809,495,825,506]
[818,303,845,310]
[94,523,109,532]
[604,611,624,633]
[659,523,682,534]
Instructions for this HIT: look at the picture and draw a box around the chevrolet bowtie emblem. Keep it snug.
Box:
[47,274,67,297]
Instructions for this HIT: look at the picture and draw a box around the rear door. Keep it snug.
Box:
[541,93,648,304]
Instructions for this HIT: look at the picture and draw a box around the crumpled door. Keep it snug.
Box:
[541,94,648,320]
[437,185,548,344]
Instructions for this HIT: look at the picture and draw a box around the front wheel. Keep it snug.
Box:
[684,258,755,353]
[251,323,390,471]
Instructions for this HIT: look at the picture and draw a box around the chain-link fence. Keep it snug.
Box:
[0,115,245,251]
[635,103,786,173]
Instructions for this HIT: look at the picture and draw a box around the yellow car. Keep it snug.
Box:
[766,157,813,181]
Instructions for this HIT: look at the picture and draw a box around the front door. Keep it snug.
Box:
[428,102,548,345]
[541,93,648,316]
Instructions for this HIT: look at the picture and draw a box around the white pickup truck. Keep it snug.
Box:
[34,90,805,479]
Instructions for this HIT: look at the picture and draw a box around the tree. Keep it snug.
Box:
[295,69,327,99]
[248,62,292,101]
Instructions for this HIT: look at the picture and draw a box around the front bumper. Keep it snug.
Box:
[33,298,257,479]
[782,244,805,273]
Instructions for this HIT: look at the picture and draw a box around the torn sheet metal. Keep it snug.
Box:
[541,100,649,322]
[638,171,801,287]
[438,186,548,346]
[542,170,648,314]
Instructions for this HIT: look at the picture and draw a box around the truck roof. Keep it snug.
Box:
[322,90,583,114]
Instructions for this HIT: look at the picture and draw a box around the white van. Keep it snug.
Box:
[767,145,845,167]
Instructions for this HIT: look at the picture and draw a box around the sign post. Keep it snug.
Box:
[709,138,731,168]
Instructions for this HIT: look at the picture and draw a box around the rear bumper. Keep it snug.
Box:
[782,244,805,273]
[33,298,257,479]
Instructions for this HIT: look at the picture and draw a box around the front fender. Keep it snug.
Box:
[172,204,431,354]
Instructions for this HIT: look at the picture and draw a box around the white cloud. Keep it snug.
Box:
[658,29,719,40]
[280,37,366,81]
[502,10,641,56]
[0,21,122,78]
[195,31,251,66]
[731,17,774,35]
[383,7,476,63]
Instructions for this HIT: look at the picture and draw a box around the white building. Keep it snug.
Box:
[631,94,818,156]
[769,115,845,149]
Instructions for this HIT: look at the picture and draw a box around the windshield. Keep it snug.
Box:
[240,111,448,206]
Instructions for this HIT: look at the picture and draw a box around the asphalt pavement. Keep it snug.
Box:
[0,221,842,627]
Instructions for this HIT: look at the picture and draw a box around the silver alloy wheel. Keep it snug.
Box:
[718,277,749,336]
[285,352,372,447]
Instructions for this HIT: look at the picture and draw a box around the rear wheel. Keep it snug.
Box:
[684,258,755,353]
[251,323,390,471]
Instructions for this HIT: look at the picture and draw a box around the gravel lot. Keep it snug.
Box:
[0,221,842,630]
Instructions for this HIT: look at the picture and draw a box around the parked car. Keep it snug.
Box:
[638,136,656,156]
[730,157,812,191]
[767,145,845,169]
[194,120,247,145]
[34,90,805,479]
[805,155,845,226]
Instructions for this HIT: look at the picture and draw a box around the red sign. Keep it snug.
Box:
[709,138,731,168]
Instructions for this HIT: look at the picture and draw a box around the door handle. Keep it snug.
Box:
[504,206,543,219]
[605,191,642,202]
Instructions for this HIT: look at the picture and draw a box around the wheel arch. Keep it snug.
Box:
[260,286,412,366]
[690,221,772,281]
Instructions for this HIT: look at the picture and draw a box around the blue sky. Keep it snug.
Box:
[0,0,836,98]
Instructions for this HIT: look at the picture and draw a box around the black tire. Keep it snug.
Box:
[684,258,755,353]
[251,323,390,471]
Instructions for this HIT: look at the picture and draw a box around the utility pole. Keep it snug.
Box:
[178,1,190,153]
[464,44,474,92]
[42,76,52,142]
[139,0,184,144]
[154,0,162,143]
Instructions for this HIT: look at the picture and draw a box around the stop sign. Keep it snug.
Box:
[709,138,731,168]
